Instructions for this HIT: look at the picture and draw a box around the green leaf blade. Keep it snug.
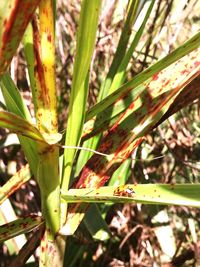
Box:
[62,0,102,192]
[0,216,44,243]
[62,184,200,208]
[0,110,45,143]
[86,32,200,122]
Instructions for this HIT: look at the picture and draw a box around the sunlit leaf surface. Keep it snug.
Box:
[0,215,44,243]
[62,184,200,207]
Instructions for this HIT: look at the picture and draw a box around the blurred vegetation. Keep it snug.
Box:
[0,0,200,266]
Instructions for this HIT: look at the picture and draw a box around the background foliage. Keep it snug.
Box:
[0,0,200,266]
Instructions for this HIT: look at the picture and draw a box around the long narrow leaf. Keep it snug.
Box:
[108,0,155,94]
[0,73,32,121]
[0,0,41,74]
[60,183,200,236]
[86,31,200,122]
[0,165,31,205]
[32,16,57,133]
[0,215,44,243]
[63,45,200,235]
[98,0,140,100]
[0,199,27,255]
[76,0,144,175]
[0,110,46,143]
[0,73,39,175]
[61,0,102,220]
[77,47,200,189]
[62,184,200,207]
[83,46,200,139]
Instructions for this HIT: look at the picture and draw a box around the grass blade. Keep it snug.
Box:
[76,0,143,175]
[98,0,140,100]
[62,45,200,235]
[0,165,31,205]
[83,47,200,139]
[78,50,200,188]
[62,184,200,207]
[0,199,27,255]
[86,31,200,122]
[0,73,32,121]
[108,0,155,94]
[0,110,46,143]
[0,73,39,175]
[0,215,44,243]
[83,204,111,241]
[0,0,41,74]
[61,0,102,221]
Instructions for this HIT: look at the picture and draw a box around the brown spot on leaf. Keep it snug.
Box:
[47,33,52,42]
[152,73,159,81]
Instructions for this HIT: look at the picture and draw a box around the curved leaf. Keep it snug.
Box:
[0,73,39,175]
[0,110,45,143]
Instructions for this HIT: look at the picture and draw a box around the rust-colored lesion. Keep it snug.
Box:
[1,0,20,46]
[0,0,41,74]
[31,0,57,135]
[0,164,31,204]
[154,74,200,128]
[32,15,58,134]
[75,48,200,191]
[113,185,135,197]
[32,17,50,109]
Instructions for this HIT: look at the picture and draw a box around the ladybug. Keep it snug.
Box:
[113,185,135,197]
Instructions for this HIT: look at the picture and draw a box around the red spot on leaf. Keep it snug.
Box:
[152,73,159,81]
[194,61,200,67]
[129,102,134,109]
[32,18,50,104]
[181,69,188,75]
[163,79,170,87]
[41,245,45,253]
